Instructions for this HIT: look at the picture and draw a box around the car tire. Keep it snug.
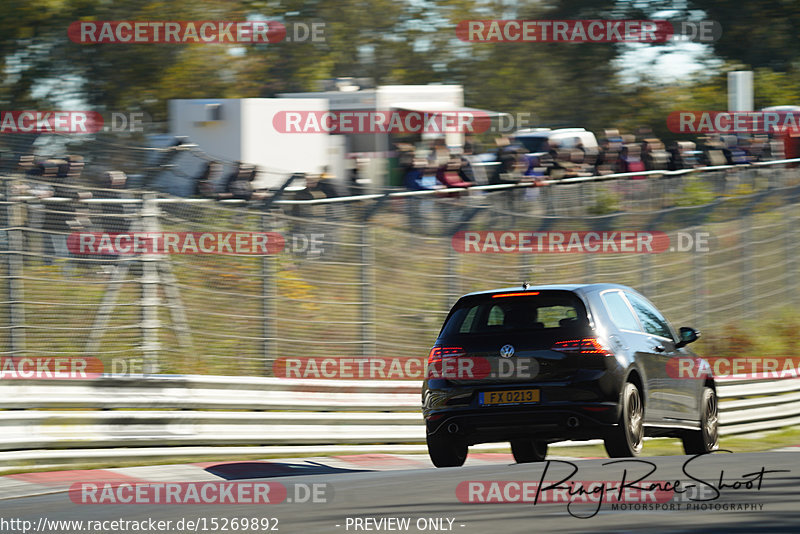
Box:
[427,431,467,468]
[510,439,548,463]
[604,381,644,458]
[682,387,719,455]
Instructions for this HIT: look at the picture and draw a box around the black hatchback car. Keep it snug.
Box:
[422,283,718,467]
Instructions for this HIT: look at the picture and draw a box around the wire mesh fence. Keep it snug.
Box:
[2,155,800,377]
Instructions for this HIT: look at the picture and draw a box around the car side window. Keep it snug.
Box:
[458,306,479,334]
[601,291,641,332]
[625,292,673,340]
[487,305,504,326]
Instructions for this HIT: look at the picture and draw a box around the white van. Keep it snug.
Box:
[512,127,599,154]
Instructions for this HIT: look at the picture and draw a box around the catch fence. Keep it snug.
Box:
[1,161,800,375]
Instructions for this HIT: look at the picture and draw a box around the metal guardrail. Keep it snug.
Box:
[0,375,796,470]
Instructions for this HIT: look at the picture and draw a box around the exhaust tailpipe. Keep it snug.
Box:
[566,416,580,428]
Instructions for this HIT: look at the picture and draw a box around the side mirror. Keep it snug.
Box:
[675,326,700,348]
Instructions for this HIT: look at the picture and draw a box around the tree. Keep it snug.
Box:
[685,0,800,72]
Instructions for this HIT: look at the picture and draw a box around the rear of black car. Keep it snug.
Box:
[423,288,626,453]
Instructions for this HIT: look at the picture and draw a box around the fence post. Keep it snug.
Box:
[359,220,376,358]
[140,195,160,373]
[584,253,594,284]
[693,227,707,331]
[261,211,277,374]
[446,240,461,309]
[787,206,800,308]
[639,253,651,294]
[4,179,25,355]
[517,248,531,286]
[544,186,556,216]
[740,217,755,320]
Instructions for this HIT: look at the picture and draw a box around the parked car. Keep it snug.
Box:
[512,127,599,154]
[422,283,717,467]
[512,128,600,178]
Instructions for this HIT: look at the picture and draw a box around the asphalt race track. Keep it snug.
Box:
[2,451,799,533]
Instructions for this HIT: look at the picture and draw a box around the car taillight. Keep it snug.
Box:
[552,338,612,356]
[427,346,466,365]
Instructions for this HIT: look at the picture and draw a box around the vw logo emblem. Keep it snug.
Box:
[499,344,515,358]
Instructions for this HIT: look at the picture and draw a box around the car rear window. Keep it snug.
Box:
[443,291,588,336]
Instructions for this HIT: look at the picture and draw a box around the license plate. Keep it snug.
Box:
[480,389,540,406]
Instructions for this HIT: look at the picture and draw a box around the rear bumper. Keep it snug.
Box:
[422,370,625,444]
[425,403,620,444]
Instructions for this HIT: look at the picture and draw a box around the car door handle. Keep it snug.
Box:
[653,345,666,352]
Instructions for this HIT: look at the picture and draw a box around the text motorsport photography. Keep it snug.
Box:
[456,454,785,519]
